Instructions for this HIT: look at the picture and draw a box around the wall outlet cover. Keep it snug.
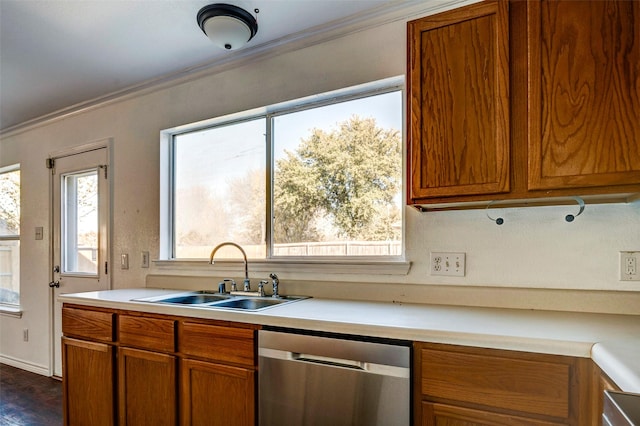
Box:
[431,252,466,277]
[620,251,640,281]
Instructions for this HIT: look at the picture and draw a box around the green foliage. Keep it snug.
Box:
[274,115,401,243]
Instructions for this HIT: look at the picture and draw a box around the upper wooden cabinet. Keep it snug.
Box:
[407,1,510,200]
[527,0,640,191]
[407,0,640,207]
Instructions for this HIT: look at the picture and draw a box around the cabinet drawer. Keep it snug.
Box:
[419,345,571,418]
[119,315,175,352]
[422,401,564,426]
[180,322,255,367]
[62,306,114,342]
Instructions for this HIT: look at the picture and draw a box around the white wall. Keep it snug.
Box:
[1,13,639,373]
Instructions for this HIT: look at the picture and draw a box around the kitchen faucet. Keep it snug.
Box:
[269,273,280,298]
[209,242,251,292]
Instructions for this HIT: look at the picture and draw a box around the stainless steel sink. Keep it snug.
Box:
[133,291,307,311]
[212,296,301,310]
[157,293,231,305]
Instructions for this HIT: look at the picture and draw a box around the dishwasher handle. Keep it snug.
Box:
[293,352,365,370]
[259,348,409,378]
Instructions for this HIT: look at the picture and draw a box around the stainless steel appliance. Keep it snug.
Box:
[603,391,640,426]
[258,329,411,426]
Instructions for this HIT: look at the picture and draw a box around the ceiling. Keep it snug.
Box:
[0,0,433,133]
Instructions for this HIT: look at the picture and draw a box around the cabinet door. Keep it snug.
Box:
[527,0,640,190]
[119,347,177,426]
[181,358,255,426]
[422,402,563,426]
[62,337,115,426]
[407,1,510,201]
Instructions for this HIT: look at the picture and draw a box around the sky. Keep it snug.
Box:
[174,90,402,195]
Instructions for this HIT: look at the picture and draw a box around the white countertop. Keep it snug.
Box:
[59,288,640,393]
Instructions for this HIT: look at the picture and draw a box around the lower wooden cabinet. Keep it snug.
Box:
[118,347,177,426]
[62,337,115,426]
[422,402,564,426]
[414,342,595,426]
[62,304,258,426]
[181,358,255,426]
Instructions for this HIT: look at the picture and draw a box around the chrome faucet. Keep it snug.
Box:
[269,273,280,298]
[209,242,250,291]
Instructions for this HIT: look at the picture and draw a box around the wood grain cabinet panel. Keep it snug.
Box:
[527,0,640,191]
[181,358,255,426]
[422,402,564,426]
[62,305,259,426]
[119,314,175,352]
[62,306,114,342]
[180,321,256,367]
[407,0,510,201]
[420,347,570,418]
[407,0,640,208]
[62,337,115,426]
[118,347,177,426]
[414,343,593,425]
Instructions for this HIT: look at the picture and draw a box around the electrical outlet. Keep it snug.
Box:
[620,251,640,281]
[141,251,150,268]
[23,329,28,342]
[431,252,466,276]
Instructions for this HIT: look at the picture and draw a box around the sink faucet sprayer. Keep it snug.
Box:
[209,242,251,292]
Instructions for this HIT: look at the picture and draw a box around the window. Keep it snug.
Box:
[0,165,20,305]
[163,78,403,261]
[62,170,99,275]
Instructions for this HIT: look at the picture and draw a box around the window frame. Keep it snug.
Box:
[159,76,410,275]
[0,163,21,313]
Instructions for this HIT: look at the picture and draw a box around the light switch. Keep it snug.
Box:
[35,227,43,240]
[121,253,129,270]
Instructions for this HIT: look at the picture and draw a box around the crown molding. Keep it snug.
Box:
[0,0,477,138]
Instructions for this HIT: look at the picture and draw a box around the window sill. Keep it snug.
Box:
[0,305,23,318]
[154,258,411,276]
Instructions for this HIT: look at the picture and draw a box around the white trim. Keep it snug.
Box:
[48,138,112,161]
[160,79,405,263]
[0,0,479,137]
[154,259,411,276]
[0,355,50,377]
[0,305,22,318]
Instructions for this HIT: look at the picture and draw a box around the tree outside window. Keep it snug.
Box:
[170,85,403,260]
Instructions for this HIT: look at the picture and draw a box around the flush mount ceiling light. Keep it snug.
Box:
[197,3,258,51]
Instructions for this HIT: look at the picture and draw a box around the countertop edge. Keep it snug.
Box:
[58,289,640,393]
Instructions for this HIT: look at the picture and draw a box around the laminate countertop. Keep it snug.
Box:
[59,288,640,393]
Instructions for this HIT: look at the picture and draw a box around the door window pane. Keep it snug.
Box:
[63,171,98,274]
[173,118,266,259]
[272,91,403,256]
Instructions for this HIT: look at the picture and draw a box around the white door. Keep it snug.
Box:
[51,147,110,377]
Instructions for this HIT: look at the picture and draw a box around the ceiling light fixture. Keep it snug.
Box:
[197,3,258,51]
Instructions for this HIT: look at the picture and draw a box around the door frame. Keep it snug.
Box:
[48,138,113,376]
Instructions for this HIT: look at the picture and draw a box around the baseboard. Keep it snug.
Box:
[0,355,49,376]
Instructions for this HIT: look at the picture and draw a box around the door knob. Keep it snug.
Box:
[49,281,60,288]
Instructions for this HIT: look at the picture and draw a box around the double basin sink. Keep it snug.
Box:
[133,290,307,311]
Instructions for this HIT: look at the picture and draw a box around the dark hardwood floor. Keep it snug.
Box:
[0,364,62,425]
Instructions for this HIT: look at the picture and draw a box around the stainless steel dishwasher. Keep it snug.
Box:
[258,328,411,426]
